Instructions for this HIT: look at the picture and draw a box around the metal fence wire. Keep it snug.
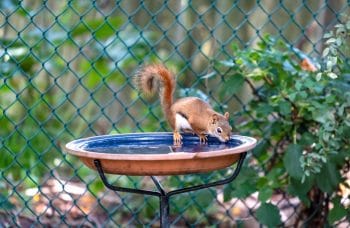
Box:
[1,0,349,227]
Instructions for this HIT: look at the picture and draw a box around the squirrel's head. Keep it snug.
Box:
[208,112,232,142]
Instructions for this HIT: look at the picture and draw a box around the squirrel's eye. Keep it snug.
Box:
[216,127,222,134]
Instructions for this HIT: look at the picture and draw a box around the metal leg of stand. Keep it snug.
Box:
[93,160,160,196]
[160,194,170,228]
[150,176,170,228]
[93,152,247,228]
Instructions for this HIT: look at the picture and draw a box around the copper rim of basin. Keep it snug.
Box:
[64,133,257,161]
[64,132,257,175]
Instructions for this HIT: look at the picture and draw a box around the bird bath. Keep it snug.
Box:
[65,132,257,227]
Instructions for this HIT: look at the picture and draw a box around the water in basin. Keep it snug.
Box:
[79,133,243,154]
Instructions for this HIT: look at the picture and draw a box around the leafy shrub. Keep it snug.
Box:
[218,20,350,226]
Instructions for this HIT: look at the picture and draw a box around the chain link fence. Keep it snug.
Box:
[1,0,349,227]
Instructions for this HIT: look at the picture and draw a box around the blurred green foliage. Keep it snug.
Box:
[217,20,350,225]
[0,1,224,225]
[0,0,158,211]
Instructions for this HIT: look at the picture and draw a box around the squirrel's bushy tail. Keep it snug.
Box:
[135,64,175,124]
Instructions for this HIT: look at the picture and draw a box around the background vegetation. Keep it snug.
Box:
[0,0,349,226]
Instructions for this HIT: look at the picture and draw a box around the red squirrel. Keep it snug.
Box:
[135,64,232,145]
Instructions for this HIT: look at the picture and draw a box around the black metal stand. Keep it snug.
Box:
[93,152,247,228]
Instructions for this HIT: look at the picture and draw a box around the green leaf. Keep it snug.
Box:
[316,72,322,81]
[195,190,215,208]
[313,109,333,124]
[229,180,257,199]
[256,104,274,116]
[278,100,292,115]
[322,47,330,57]
[288,92,298,101]
[223,185,232,202]
[249,52,261,61]
[346,21,350,30]
[224,168,258,200]
[315,162,340,193]
[252,139,269,158]
[323,32,333,39]
[341,125,350,138]
[300,132,315,146]
[326,38,337,44]
[287,177,313,207]
[327,72,338,79]
[283,144,303,179]
[256,203,281,227]
[225,74,245,94]
[258,187,273,202]
[328,198,347,224]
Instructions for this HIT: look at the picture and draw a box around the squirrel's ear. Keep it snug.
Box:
[211,114,218,124]
[224,112,230,120]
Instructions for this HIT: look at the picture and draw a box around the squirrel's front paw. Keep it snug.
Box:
[173,132,183,146]
[198,134,208,144]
